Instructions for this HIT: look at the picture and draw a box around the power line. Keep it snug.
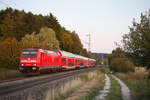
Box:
[0,1,9,7]
[81,39,88,44]
[86,33,91,52]
[0,0,16,8]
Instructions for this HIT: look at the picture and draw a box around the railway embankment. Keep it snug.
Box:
[0,69,23,82]
[0,68,98,100]
[116,72,150,100]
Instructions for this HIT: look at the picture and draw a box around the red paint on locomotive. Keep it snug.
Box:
[19,48,96,74]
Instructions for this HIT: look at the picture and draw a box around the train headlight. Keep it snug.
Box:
[30,60,37,63]
[21,60,27,63]
[32,67,36,70]
[33,64,36,66]
[21,64,24,66]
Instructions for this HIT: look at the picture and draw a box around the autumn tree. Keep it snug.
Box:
[71,31,83,54]
[122,10,150,70]
[46,13,62,41]
[60,32,73,52]
[108,48,135,72]
[38,27,59,49]
[0,14,14,40]
[22,27,59,50]
[0,38,21,69]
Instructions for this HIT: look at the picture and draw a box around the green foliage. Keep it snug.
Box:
[0,38,21,69]
[71,31,83,54]
[0,8,94,69]
[122,10,150,69]
[117,73,150,100]
[80,74,89,82]
[22,27,59,50]
[106,75,123,100]
[22,32,38,43]
[38,27,59,49]
[81,74,105,100]
[0,13,14,40]
[98,67,110,73]
[0,69,21,80]
[60,32,73,52]
[109,48,135,73]
[108,48,126,65]
[110,58,135,73]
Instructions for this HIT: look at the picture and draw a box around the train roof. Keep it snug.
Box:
[58,50,76,58]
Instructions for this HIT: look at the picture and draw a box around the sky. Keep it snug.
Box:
[0,0,150,53]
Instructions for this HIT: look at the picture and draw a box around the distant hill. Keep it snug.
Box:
[92,53,109,65]
[92,53,109,60]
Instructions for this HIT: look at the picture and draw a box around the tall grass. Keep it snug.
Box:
[106,75,123,100]
[44,70,105,100]
[117,72,150,100]
[0,68,21,81]
[80,70,105,100]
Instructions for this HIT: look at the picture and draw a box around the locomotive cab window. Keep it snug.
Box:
[22,49,37,57]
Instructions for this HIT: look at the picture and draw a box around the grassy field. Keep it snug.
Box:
[80,68,107,100]
[106,74,123,100]
[0,68,22,81]
[117,72,150,100]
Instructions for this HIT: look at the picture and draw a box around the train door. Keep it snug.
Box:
[62,57,66,66]
[40,53,44,66]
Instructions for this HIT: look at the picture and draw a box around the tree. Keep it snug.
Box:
[71,31,83,54]
[108,48,126,65]
[60,32,73,52]
[122,10,150,70]
[110,58,135,73]
[21,27,59,50]
[0,38,20,69]
[46,13,62,41]
[108,48,135,72]
[0,14,14,40]
[38,27,59,49]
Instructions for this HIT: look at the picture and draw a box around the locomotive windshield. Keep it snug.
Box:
[22,49,38,57]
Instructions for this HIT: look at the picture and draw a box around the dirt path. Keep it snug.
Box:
[112,75,131,100]
[95,74,111,100]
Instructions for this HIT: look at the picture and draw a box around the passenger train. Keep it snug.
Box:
[19,48,96,74]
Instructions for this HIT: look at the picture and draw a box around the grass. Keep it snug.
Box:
[80,73,89,82]
[106,74,123,100]
[55,84,82,100]
[117,72,150,100]
[0,68,22,81]
[80,70,105,100]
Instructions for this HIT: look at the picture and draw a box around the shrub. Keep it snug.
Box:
[110,58,135,73]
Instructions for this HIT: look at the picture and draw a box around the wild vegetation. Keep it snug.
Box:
[79,68,105,100]
[0,8,94,70]
[108,10,150,100]
[108,48,135,73]
[43,70,105,100]
[117,72,150,100]
[122,10,150,76]
[109,10,150,74]
[106,75,123,100]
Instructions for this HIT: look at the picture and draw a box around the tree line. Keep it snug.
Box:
[0,8,94,69]
[109,10,150,77]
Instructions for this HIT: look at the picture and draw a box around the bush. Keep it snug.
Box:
[97,67,110,74]
[110,58,135,73]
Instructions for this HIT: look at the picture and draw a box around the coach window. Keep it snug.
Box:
[62,58,66,62]
[75,59,78,63]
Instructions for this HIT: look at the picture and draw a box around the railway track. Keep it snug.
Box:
[0,67,98,97]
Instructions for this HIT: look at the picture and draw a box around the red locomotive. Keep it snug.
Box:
[19,48,96,74]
